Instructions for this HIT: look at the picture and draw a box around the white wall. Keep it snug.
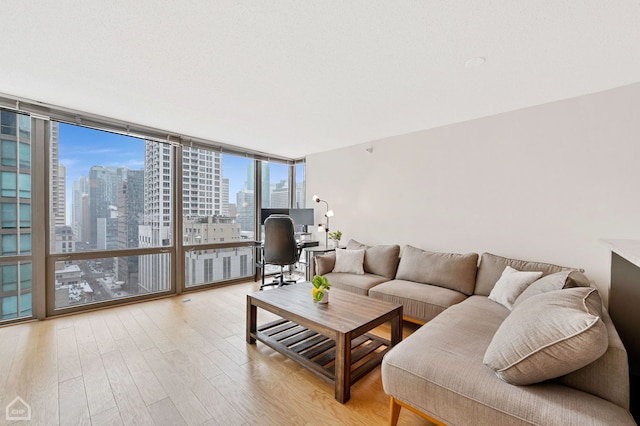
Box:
[306,82,640,304]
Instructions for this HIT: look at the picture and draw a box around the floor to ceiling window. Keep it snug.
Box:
[294,162,305,208]
[49,122,173,312]
[261,162,290,209]
[0,110,32,321]
[0,96,305,322]
[183,148,256,288]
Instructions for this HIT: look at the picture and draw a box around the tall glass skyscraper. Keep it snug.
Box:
[0,110,32,320]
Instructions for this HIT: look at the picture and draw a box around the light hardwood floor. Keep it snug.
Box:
[0,281,433,426]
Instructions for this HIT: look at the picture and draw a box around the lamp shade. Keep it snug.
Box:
[312,195,320,202]
[325,210,334,218]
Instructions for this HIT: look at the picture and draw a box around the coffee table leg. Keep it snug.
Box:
[246,296,257,344]
[335,332,351,403]
[391,310,402,345]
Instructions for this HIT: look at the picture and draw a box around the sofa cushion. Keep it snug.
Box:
[475,252,579,296]
[488,266,543,310]
[345,238,366,250]
[513,270,591,309]
[395,245,478,296]
[484,287,608,386]
[323,272,389,296]
[333,249,365,274]
[364,245,400,279]
[345,239,400,279]
[314,252,336,276]
[369,279,467,323]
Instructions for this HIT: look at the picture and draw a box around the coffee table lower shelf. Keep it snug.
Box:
[254,318,393,386]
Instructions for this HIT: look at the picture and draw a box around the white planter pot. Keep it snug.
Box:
[318,290,329,304]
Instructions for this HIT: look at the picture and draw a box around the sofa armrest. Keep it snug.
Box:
[558,309,630,409]
[314,252,336,276]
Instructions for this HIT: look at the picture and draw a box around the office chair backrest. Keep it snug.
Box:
[264,215,298,265]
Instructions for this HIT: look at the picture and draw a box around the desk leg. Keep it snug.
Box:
[246,296,257,344]
[305,250,312,281]
[335,332,351,403]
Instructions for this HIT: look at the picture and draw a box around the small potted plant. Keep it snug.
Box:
[312,275,331,304]
[328,230,342,248]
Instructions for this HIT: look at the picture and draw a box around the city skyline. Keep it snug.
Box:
[59,122,290,225]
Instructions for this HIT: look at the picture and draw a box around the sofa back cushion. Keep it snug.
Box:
[345,239,400,279]
[346,238,366,250]
[395,245,478,295]
[475,252,579,296]
[513,270,591,309]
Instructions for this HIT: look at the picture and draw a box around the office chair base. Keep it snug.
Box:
[259,266,299,291]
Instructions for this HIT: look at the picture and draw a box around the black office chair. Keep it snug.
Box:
[261,214,299,290]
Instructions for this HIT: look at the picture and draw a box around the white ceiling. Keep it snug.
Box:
[1,1,639,159]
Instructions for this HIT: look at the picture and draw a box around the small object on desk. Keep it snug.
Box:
[296,231,312,241]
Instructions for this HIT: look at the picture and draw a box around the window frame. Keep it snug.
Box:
[0,96,305,322]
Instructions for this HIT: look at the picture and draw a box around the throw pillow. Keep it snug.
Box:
[314,252,336,276]
[513,270,591,309]
[332,249,365,274]
[488,266,543,310]
[483,287,608,385]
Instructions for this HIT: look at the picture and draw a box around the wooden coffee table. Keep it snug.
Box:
[246,282,403,403]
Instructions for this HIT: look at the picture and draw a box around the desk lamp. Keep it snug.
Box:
[313,195,334,248]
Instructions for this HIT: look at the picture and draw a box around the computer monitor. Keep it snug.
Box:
[260,208,290,224]
[289,208,314,226]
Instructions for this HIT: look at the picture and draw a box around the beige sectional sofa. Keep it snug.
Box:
[313,240,636,426]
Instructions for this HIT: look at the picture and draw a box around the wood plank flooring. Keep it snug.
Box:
[0,281,433,426]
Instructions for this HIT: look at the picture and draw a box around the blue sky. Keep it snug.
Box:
[58,123,288,219]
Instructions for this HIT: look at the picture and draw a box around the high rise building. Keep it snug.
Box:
[49,122,68,253]
[0,110,32,319]
[138,141,172,292]
[54,225,74,253]
[89,166,126,249]
[50,122,64,225]
[270,179,289,208]
[221,178,229,216]
[246,162,270,207]
[71,176,89,242]
[236,186,255,237]
[116,170,144,292]
[182,146,222,216]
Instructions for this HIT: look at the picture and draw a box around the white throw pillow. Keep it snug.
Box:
[332,249,365,274]
[488,266,543,310]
